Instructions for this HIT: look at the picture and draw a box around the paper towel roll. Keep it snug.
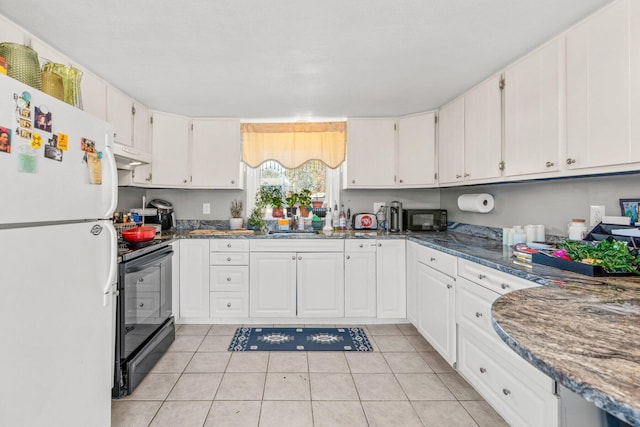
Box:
[457,193,495,213]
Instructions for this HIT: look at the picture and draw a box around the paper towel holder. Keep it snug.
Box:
[457,193,495,213]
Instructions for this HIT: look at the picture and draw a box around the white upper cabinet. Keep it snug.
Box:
[150,111,190,186]
[132,100,151,154]
[437,96,465,185]
[81,72,107,121]
[464,74,503,182]
[344,118,396,188]
[566,0,640,169]
[191,119,243,188]
[107,86,134,146]
[504,37,564,177]
[397,112,436,187]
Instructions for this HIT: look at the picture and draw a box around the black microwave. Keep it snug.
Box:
[402,209,448,231]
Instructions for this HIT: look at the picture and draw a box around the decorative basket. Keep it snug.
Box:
[0,43,41,89]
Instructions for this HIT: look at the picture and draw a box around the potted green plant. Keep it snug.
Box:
[297,189,312,217]
[269,187,284,218]
[229,199,243,230]
[248,206,267,232]
[285,192,299,217]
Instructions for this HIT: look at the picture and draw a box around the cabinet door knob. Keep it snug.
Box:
[359,243,363,248]
[479,367,487,374]
[501,283,510,290]
[464,173,470,177]
[430,257,436,262]
[378,243,382,247]
[227,243,232,248]
[352,179,356,184]
[456,174,462,179]
[399,179,403,183]
[139,303,144,308]
[298,256,302,260]
[138,277,144,282]
[291,255,296,260]
[231,180,235,184]
[477,274,486,280]
[502,388,511,396]
[183,179,188,183]
[227,302,232,308]
[227,257,232,261]
[446,284,452,289]
[227,277,232,282]
[475,312,483,318]
[566,158,576,165]
[346,255,351,260]
[545,161,554,167]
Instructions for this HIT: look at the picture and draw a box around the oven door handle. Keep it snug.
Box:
[125,249,174,273]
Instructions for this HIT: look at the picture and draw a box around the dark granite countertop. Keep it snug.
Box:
[170,226,640,423]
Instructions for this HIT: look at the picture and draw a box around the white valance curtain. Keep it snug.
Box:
[241,122,346,169]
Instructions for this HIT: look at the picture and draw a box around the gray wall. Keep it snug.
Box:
[440,173,640,236]
[118,172,640,236]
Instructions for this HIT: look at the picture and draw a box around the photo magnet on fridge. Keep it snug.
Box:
[34,106,52,133]
[0,126,11,154]
[44,135,62,162]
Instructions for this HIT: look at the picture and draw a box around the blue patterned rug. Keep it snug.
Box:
[228,327,373,352]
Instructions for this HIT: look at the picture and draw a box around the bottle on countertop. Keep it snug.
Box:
[339,204,346,230]
[333,202,339,231]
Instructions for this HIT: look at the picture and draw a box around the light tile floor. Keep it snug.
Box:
[111,323,509,427]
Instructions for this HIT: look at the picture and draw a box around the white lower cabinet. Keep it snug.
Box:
[376,239,406,318]
[179,240,210,318]
[416,261,456,366]
[455,261,558,427]
[249,239,344,318]
[344,240,377,317]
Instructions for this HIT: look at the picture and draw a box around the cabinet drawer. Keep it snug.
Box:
[458,328,558,427]
[458,258,538,294]
[210,252,249,265]
[209,292,248,317]
[210,265,248,292]
[124,268,160,292]
[344,240,377,252]
[456,276,501,343]
[210,239,249,252]
[414,244,456,276]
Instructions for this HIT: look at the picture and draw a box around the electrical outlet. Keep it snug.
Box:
[590,205,605,226]
[203,202,211,215]
[373,202,385,213]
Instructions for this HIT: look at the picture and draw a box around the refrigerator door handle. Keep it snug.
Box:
[102,133,118,219]
[103,221,118,307]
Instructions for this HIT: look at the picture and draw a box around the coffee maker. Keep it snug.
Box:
[385,201,403,233]
[144,199,176,231]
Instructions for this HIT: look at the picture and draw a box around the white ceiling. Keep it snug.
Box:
[0,0,611,119]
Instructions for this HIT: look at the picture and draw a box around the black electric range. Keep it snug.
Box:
[117,235,175,262]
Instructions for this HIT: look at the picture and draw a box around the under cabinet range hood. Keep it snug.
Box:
[113,142,152,170]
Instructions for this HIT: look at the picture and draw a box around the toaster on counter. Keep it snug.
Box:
[352,213,378,230]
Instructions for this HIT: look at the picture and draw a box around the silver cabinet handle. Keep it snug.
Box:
[477,274,486,280]
[456,174,462,179]
[475,312,483,318]
[183,179,188,183]
[227,257,232,261]
[501,283,509,290]
[464,173,470,177]
[502,388,511,396]
[138,277,144,282]
[446,284,452,289]
[566,158,576,165]
[479,367,487,374]
[545,161,554,167]
[227,302,231,308]
[430,257,436,262]
[378,243,382,247]
[399,179,403,183]
[139,303,144,308]
[359,243,363,248]
[291,255,296,260]
[227,277,231,282]
[352,179,356,184]
[298,256,302,260]
[346,255,351,260]
[227,243,232,248]
[231,180,235,184]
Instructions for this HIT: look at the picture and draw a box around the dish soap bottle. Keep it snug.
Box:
[323,208,333,236]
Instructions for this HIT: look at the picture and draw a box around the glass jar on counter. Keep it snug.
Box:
[568,219,588,240]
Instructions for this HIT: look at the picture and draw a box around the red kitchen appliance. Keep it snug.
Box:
[352,213,378,230]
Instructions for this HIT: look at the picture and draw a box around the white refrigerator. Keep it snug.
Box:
[0,74,117,427]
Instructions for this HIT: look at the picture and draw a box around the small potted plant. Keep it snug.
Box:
[270,187,284,218]
[297,189,312,217]
[248,206,267,232]
[229,199,243,230]
[285,192,299,217]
